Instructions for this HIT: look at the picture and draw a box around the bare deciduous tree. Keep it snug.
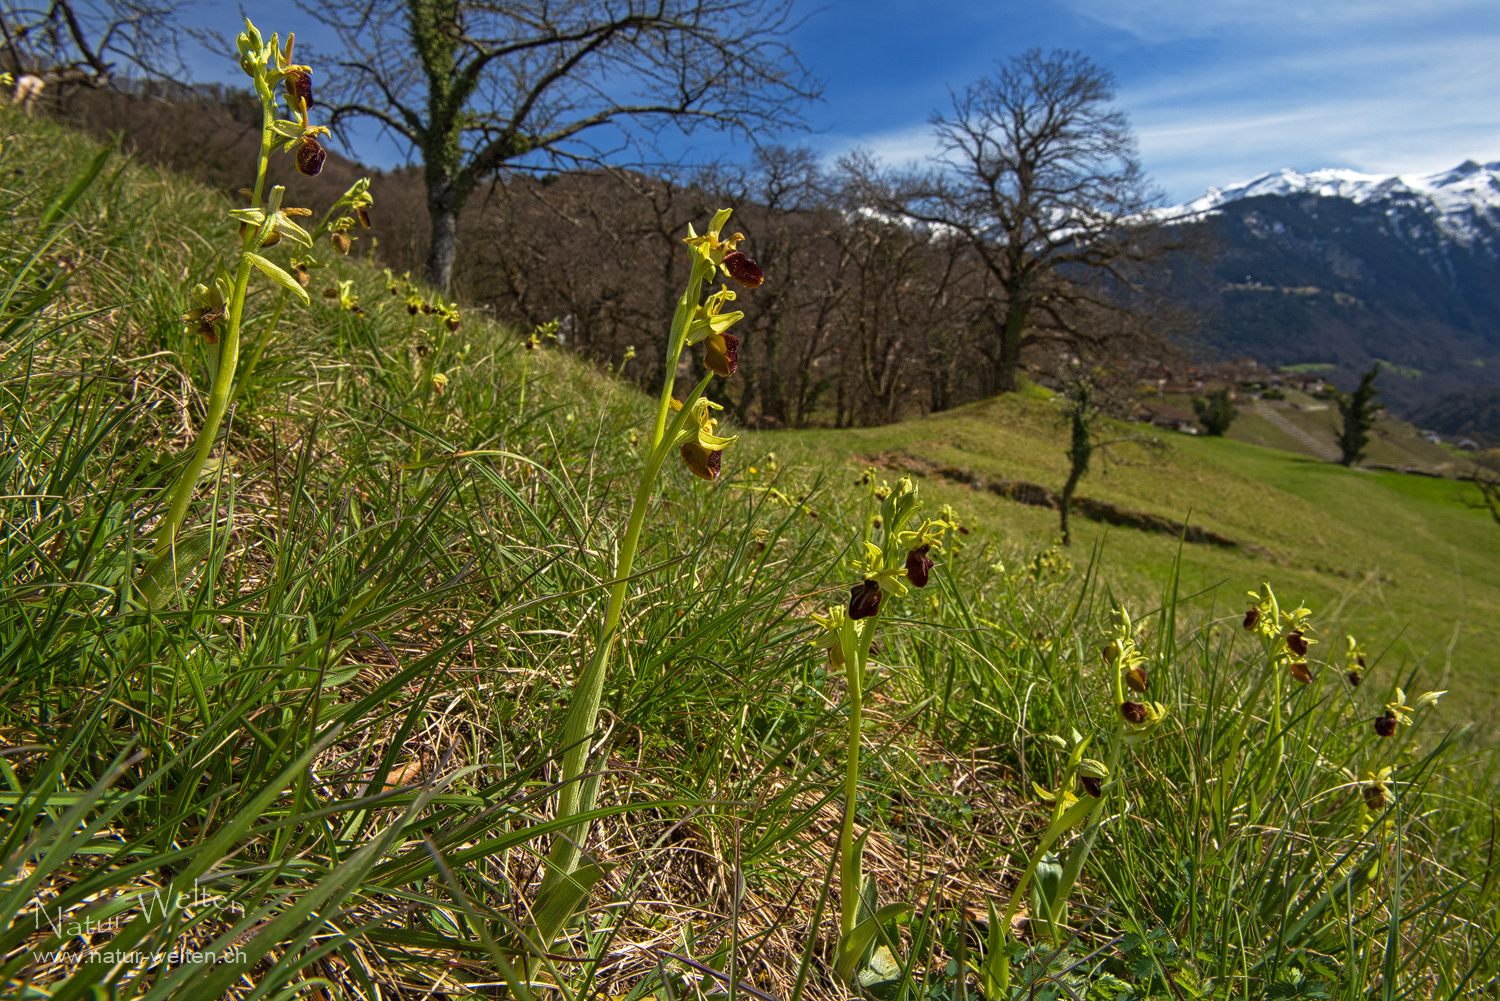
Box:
[859,48,1177,393]
[0,0,184,88]
[1474,468,1500,528]
[301,0,818,292]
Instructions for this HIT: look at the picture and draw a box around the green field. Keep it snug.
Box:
[766,394,1500,724]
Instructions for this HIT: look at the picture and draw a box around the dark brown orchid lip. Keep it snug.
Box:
[296,136,326,177]
[285,69,312,105]
[1079,775,1103,798]
[1289,662,1311,684]
[1286,631,1309,656]
[848,579,882,620]
[680,441,723,481]
[1125,666,1149,693]
[722,250,763,289]
[705,332,739,378]
[905,544,933,588]
[1346,670,1363,687]
[1362,784,1387,810]
[1120,701,1148,725]
[1374,713,1398,737]
[1243,608,1259,630]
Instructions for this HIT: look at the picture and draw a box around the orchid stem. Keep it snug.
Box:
[839,611,878,937]
[147,94,276,565]
[539,260,713,894]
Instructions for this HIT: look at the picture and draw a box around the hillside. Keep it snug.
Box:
[1150,386,1478,474]
[4,102,1498,1001]
[1164,165,1500,427]
[765,394,1500,724]
[1409,384,1500,447]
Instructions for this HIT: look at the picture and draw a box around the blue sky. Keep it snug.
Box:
[182,0,1500,203]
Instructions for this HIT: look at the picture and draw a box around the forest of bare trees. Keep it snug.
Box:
[452,145,1195,427]
[47,42,1198,428]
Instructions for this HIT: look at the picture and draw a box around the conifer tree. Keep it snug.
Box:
[1193,388,1237,436]
[1334,364,1381,466]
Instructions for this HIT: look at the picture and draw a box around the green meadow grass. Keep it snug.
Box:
[1,108,1497,1000]
[764,396,1500,725]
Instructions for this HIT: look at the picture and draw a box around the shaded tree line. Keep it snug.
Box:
[454,147,1190,427]
[459,150,995,427]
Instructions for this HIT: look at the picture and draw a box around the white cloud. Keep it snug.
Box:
[1062,0,1487,44]
[816,123,940,169]
[1113,17,1500,199]
[807,1,1500,204]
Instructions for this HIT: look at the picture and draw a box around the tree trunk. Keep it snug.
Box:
[995,296,1028,393]
[1059,467,1083,546]
[760,319,788,425]
[426,182,459,292]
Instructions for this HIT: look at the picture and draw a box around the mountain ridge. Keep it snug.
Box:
[1161,160,1500,432]
[1166,160,1500,246]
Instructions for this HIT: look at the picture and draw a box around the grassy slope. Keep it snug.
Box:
[763,393,1500,723]
[6,108,1497,999]
[1158,387,1467,472]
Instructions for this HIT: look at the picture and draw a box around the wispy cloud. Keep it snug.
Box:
[1093,3,1500,199]
[1062,0,1488,44]
[815,124,939,170]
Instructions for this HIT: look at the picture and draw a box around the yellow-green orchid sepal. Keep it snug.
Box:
[854,541,909,598]
[1077,758,1109,784]
[274,119,331,148]
[1385,687,1445,725]
[688,397,737,450]
[244,253,311,305]
[810,603,859,669]
[683,208,745,267]
[1120,700,1168,744]
[1031,782,1078,809]
[685,286,743,345]
[230,206,314,247]
[895,517,949,550]
[270,31,311,86]
[668,396,738,452]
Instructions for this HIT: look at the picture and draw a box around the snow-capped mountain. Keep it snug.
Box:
[1165,161,1500,248]
[1158,161,1500,423]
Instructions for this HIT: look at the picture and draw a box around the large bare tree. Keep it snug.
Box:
[301,0,818,291]
[858,48,1175,393]
[0,0,184,88]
